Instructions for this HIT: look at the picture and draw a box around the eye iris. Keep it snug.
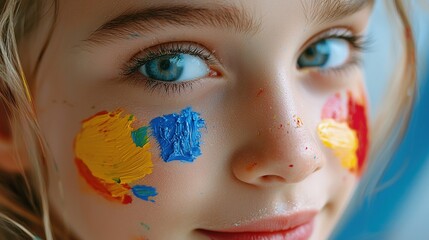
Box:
[298,40,330,68]
[145,54,184,81]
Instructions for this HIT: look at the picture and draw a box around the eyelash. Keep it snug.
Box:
[121,30,370,94]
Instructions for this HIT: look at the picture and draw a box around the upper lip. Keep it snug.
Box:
[200,210,318,233]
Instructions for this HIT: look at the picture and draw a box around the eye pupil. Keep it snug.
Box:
[303,47,317,61]
[159,58,172,70]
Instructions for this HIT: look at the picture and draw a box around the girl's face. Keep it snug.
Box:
[25,0,372,239]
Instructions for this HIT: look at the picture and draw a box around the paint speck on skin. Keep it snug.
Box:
[150,107,206,163]
[129,32,141,39]
[293,115,303,128]
[132,185,158,202]
[140,222,151,231]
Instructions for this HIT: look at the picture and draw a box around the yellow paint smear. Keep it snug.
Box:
[75,110,152,184]
[317,119,358,171]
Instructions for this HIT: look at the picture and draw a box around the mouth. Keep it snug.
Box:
[198,211,317,240]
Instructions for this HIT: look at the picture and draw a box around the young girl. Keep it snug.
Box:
[0,0,415,239]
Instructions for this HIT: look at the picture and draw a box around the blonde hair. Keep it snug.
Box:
[0,0,417,239]
[0,0,55,239]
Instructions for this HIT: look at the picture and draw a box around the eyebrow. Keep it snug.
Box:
[84,4,261,45]
[301,0,374,25]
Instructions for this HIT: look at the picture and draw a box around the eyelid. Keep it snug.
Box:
[298,27,362,54]
[121,41,220,77]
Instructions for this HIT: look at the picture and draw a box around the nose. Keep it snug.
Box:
[230,84,324,187]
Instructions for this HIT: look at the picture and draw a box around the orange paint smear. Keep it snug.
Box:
[75,158,132,204]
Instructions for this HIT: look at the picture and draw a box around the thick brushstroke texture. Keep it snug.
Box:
[150,107,206,162]
[318,119,359,171]
[319,92,362,172]
[75,159,132,204]
[74,110,153,204]
[75,110,152,183]
[132,126,149,147]
[347,92,369,174]
[132,185,158,202]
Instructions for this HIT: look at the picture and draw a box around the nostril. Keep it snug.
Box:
[261,175,286,183]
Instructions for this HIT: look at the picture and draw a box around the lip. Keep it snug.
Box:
[198,211,317,240]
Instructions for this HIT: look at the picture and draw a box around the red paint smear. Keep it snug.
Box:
[81,110,109,123]
[347,92,369,175]
[322,93,345,121]
[75,158,132,204]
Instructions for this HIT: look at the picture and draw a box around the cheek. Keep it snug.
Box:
[73,107,206,204]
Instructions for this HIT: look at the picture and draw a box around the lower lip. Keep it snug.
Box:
[200,220,314,240]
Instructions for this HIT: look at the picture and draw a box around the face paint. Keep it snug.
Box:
[132,185,158,202]
[321,93,346,121]
[317,119,358,171]
[318,92,369,174]
[150,107,206,163]
[74,110,154,204]
[347,92,369,174]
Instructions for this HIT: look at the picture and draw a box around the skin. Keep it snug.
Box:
[15,0,373,239]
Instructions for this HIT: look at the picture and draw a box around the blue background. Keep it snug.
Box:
[332,1,429,239]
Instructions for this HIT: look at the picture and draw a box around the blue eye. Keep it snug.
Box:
[297,38,350,69]
[139,54,209,82]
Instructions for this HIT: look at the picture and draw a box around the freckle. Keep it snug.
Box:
[278,124,283,129]
[247,162,258,171]
[51,99,57,103]
[305,147,308,150]
[62,100,74,108]
[91,105,96,109]
[257,88,264,97]
[289,164,294,168]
